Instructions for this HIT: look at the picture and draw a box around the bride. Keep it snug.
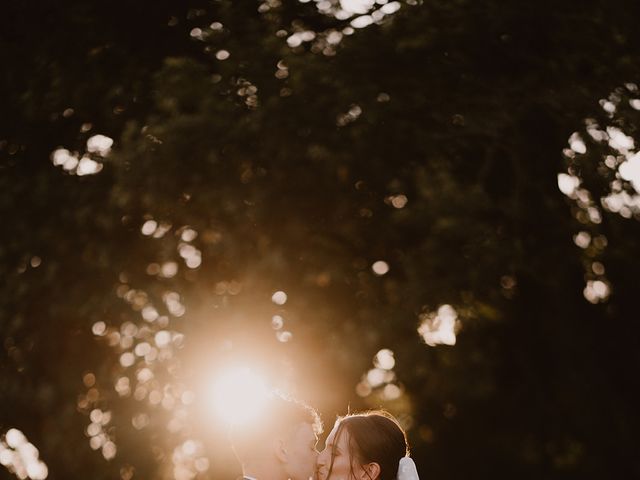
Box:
[316,410,419,480]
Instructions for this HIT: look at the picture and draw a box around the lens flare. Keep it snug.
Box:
[206,367,269,425]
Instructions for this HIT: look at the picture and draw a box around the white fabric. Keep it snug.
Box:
[397,456,419,480]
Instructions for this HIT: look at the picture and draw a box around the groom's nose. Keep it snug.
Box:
[316,449,327,468]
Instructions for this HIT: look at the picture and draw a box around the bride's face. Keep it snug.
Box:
[317,423,363,480]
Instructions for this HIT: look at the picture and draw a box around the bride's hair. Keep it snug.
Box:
[329,410,409,480]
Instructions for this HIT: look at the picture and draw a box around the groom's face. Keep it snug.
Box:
[283,422,319,480]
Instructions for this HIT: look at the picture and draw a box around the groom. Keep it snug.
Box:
[231,393,323,480]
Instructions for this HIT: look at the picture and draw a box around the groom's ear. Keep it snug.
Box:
[361,462,381,480]
[274,437,289,463]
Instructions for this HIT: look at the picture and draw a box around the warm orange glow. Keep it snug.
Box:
[205,367,269,425]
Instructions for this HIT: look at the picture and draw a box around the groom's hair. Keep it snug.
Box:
[230,392,322,460]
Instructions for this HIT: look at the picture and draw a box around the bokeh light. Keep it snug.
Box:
[356,348,402,402]
[50,133,112,176]
[340,0,374,15]
[557,84,640,305]
[271,291,287,305]
[0,429,48,480]
[418,304,460,347]
[86,134,113,155]
[372,260,389,276]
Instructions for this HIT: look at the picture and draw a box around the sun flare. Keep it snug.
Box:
[206,367,269,425]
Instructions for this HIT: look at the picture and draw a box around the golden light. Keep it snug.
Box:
[418,304,459,346]
[0,428,48,480]
[372,260,390,276]
[340,0,375,15]
[205,367,269,425]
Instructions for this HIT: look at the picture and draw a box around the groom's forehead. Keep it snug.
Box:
[291,421,317,441]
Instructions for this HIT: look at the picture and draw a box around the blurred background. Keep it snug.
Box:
[2,0,640,479]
